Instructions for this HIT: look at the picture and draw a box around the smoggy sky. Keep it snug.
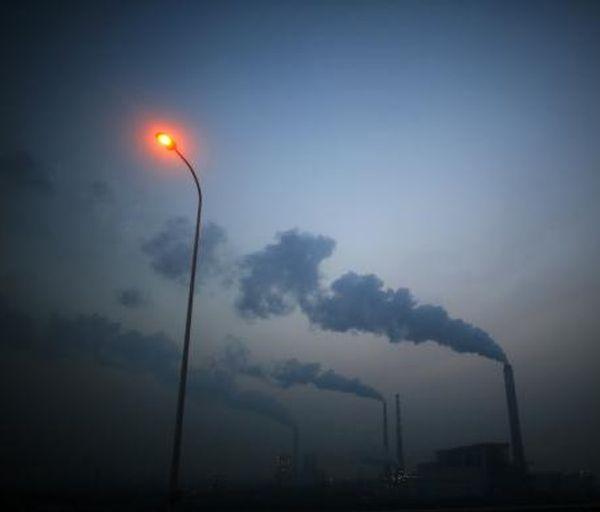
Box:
[1,0,599,490]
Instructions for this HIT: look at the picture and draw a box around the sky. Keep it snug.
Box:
[1,0,599,491]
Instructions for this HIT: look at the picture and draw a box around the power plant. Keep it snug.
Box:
[281,363,528,485]
[260,361,595,509]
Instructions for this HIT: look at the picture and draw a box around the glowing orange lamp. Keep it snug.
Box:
[155,132,176,150]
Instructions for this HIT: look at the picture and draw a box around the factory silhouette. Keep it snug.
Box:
[222,362,595,510]
[276,364,523,490]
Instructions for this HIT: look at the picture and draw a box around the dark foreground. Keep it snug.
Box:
[2,487,599,512]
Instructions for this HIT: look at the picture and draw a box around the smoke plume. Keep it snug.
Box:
[218,338,383,401]
[308,272,506,362]
[0,299,295,429]
[116,287,148,309]
[235,231,506,362]
[90,180,115,204]
[236,229,335,318]
[142,217,230,285]
[0,150,54,195]
[189,366,295,428]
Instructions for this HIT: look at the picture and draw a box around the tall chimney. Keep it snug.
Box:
[503,363,526,472]
[395,394,405,471]
[382,400,389,453]
[382,400,391,478]
[292,426,299,478]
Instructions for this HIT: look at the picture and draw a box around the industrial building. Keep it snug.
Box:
[417,442,513,499]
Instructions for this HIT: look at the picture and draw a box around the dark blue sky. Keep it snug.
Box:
[1,0,599,489]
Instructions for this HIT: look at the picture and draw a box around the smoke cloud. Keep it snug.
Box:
[142,217,230,285]
[0,299,295,429]
[309,272,506,362]
[189,366,295,428]
[90,180,115,203]
[0,150,54,195]
[236,229,335,318]
[116,287,148,309]
[235,232,506,362]
[217,338,383,401]
[1,150,55,238]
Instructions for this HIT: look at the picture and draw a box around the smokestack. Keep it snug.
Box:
[382,400,391,478]
[292,426,299,479]
[395,394,405,471]
[382,400,389,453]
[503,363,526,472]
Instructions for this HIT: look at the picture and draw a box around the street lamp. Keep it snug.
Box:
[155,132,202,507]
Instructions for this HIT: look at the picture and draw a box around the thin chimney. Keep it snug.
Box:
[395,394,405,471]
[503,363,526,472]
[292,426,299,478]
[382,400,389,452]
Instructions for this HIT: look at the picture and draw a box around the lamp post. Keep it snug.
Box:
[155,132,202,507]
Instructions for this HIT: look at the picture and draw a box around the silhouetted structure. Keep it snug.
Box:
[382,400,389,452]
[382,400,391,478]
[395,393,404,472]
[504,363,526,472]
[418,442,511,498]
[274,454,294,485]
[301,453,326,485]
[292,426,299,479]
